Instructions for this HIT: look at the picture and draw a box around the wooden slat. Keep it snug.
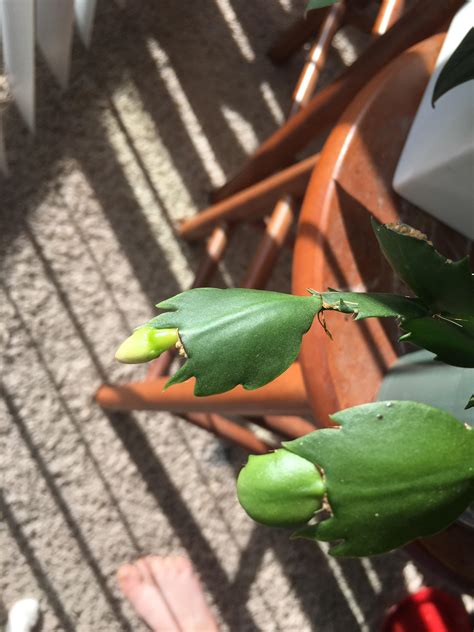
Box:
[96,363,311,416]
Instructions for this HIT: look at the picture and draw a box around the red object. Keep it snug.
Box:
[382,588,471,632]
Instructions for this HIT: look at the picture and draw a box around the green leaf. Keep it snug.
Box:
[467,395,474,410]
[306,0,338,11]
[432,28,474,106]
[314,290,428,321]
[284,401,474,556]
[401,315,474,368]
[371,218,474,316]
[149,288,321,396]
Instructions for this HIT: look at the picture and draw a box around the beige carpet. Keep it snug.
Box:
[1,1,470,630]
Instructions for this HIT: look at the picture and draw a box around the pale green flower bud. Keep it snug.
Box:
[237,449,325,528]
[115,326,179,364]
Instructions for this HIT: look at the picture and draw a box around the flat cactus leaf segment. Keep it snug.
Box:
[150,288,321,396]
[285,401,474,556]
[372,218,474,316]
[306,0,338,11]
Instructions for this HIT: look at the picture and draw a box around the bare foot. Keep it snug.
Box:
[117,556,218,632]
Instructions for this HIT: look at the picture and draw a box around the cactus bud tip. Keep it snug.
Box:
[115,325,179,364]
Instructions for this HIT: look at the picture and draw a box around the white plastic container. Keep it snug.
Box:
[393,1,474,240]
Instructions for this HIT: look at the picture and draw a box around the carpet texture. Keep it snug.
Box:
[1,1,471,630]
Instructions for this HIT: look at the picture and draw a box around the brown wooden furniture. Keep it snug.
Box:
[292,33,473,588]
[97,1,406,454]
[189,2,349,293]
[267,0,403,65]
[178,153,319,242]
[181,0,405,270]
[213,0,462,202]
[97,363,311,417]
[176,0,403,303]
[96,362,314,452]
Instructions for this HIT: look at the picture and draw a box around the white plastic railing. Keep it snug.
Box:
[0,0,98,174]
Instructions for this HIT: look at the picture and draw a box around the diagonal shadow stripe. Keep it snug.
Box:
[22,225,109,381]
[105,410,260,631]
[2,282,142,554]
[170,428,283,629]
[61,203,135,334]
[2,385,134,632]
[227,525,285,630]
[8,216,260,628]
[6,222,258,627]
[1,491,76,632]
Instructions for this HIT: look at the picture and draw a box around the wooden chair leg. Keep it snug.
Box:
[241,196,296,290]
[373,0,405,35]
[96,363,311,416]
[212,0,459,202]
[289,2,346,116]
[177,3,345,298]
[183,413,270,454]
[191,224,231,287]
[239,2,347,291]
[237,0,405,291]
[179,153,318,242]
[181,0,346,290]
[247,414,316,439]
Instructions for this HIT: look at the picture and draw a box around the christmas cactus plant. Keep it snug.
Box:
[113,0,474,560]
[115,218,474,557]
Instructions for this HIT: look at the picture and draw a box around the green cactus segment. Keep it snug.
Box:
[372,218,474,316]
[149,288,321,396]
[369,218,474,368]
[400,316,474,368]
[432,28,474,106]
[313,287,474,367]
[314,290,428,321]
[284,401,474,557]
[306,0,338,11]
[308,223,474,367]
[115,326,179,364]
[237,449,326,528]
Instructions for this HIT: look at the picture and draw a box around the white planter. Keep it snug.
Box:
[393,1,474,240]
[377,351,473,426]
